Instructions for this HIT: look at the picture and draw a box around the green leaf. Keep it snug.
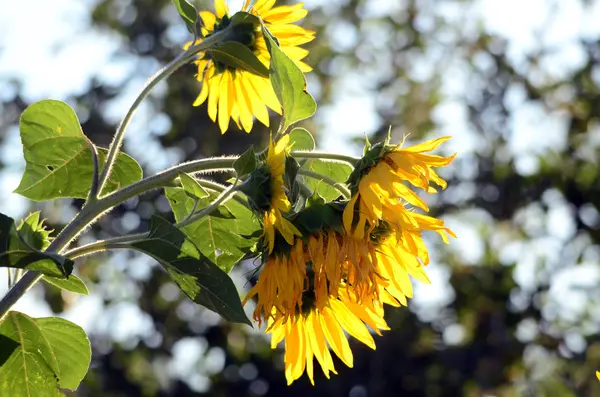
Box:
[15,100,143,201]
[209,42,270,78]
[0,213,73,277]
[0,312,91,395]
[178,172,209,199]
[233,146,257,178]
[288,127,315,151]
[261,25,317,133]
[172,0,197,33]
[131,216,251,325]
[166,188,259,272]
[43,274,89,295]
[302,160,353,201]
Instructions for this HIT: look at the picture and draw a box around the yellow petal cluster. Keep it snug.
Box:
[269,291,388,385]
[187,0,315,133]
[244,230,391,385]
[263,134,301,254]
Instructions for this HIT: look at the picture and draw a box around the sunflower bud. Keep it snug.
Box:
[239,165,272,213]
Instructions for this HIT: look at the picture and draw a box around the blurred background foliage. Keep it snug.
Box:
[1,0,600,396]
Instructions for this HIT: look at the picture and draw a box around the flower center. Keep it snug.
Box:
[207,15,258,74]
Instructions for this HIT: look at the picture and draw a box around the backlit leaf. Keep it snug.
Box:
[172,0,197,33]
[166,187,259,273]
[43,274,89,295]
[261,25,316,133]
[0,312,91,395]
[301,160,353,201]
[288,127,315,151]
[131,216,251,325]
[15,100,142,201]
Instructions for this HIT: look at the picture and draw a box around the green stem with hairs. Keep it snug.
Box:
[97,30,229,195]
[291,151,359,166]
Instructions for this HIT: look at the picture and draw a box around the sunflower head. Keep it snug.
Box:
[343,136,456,239]
[188,0,315,133]
[241,135,301,254]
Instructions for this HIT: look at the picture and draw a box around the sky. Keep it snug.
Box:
[1,0,599,388]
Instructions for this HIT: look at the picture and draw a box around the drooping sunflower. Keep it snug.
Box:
[262,134,301,253]
[343,136,456,239]
[187,0,315,133]
[244,226,391,385]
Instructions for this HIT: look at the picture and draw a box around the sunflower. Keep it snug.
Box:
[262,134,301,254]
[187,0,315,133]
[245,212,452,384]
[343,136,456,239]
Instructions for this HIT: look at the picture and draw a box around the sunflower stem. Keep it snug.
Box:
[177,182,243,227]
[291,151,359,167]
[97,30,230,196]
[64,183,244,260]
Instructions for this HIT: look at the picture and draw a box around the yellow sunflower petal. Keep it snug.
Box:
[199,11,217,31]
[320,307,353,368]
[262,3,308,24]
[214,0,229,18]
[401,136,452,153]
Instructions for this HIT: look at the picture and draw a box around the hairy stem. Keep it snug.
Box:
[97,31,228,195]
[65,184,242,260]
[291,151,359,166]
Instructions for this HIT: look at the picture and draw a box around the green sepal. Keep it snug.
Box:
[229,11,261,28]
[346,141,388,194]
[233,146,258,178]
[239,166,272,213]
[209,42,269,78]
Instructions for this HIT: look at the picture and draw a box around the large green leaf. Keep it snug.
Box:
[15,100,143,201]
[172,0,197,34]
[0,312,91,396]
[261,25,317,133]
[166,187,259,273]
[302,160,353,201]
[288,127,315,151]
[178,172,209,200]
[43,274,89,295]
[131,216,251,325]
[0,213,73,277]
